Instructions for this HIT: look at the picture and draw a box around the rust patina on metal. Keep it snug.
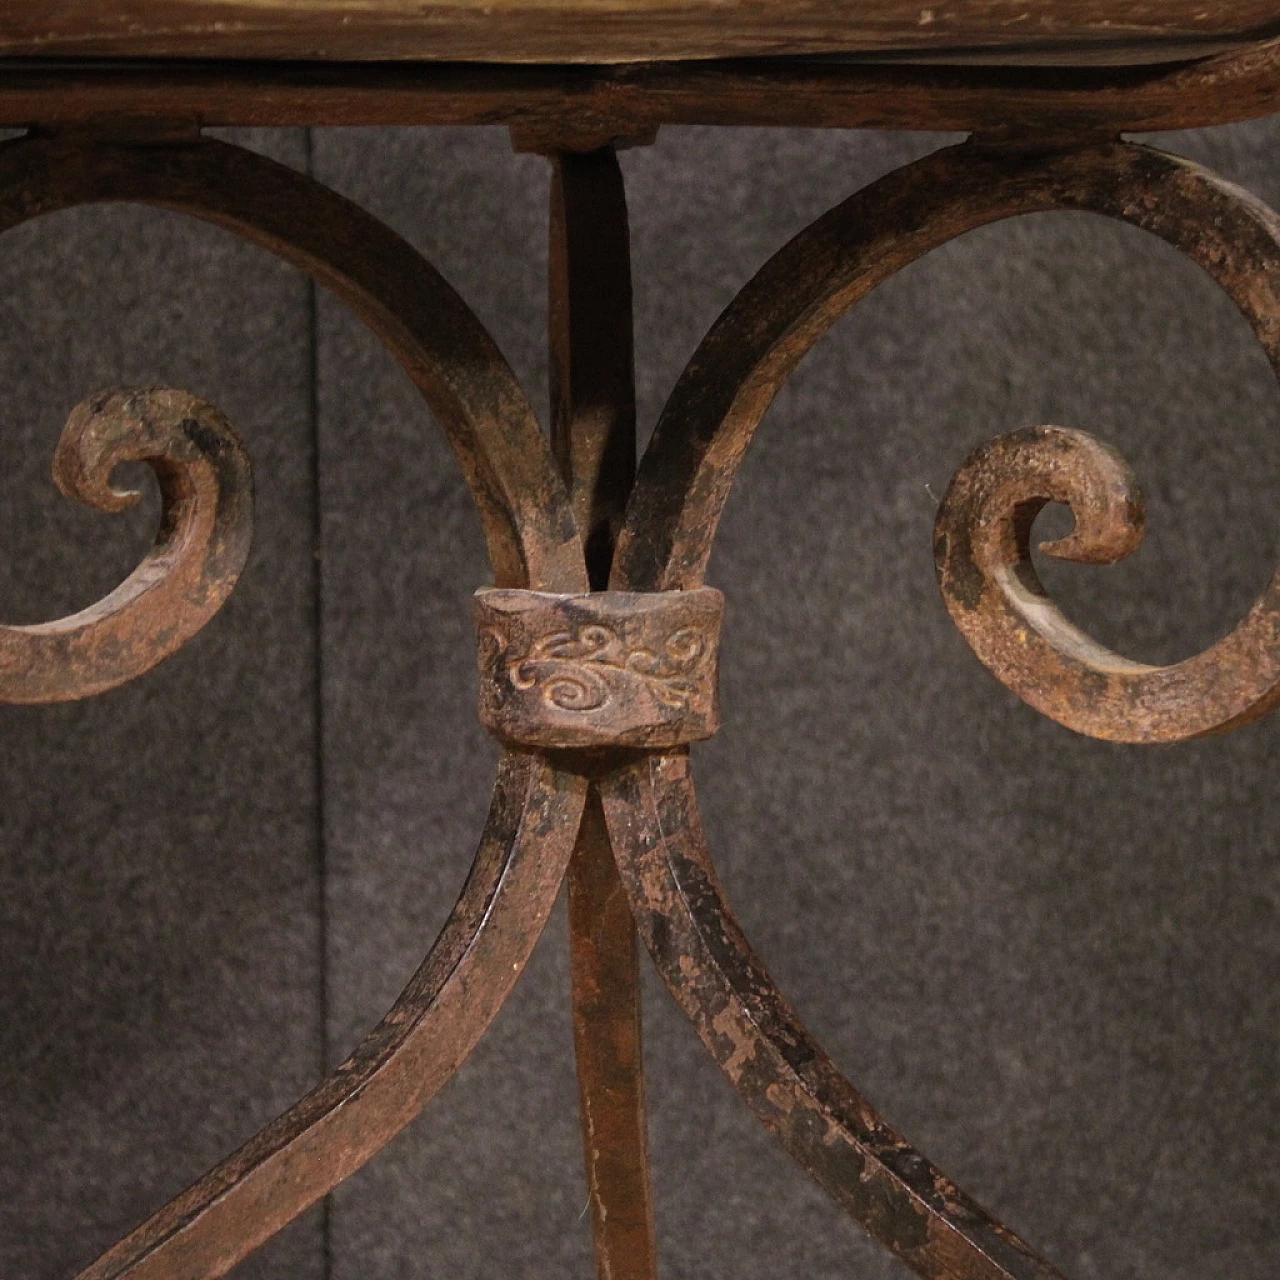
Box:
[9,74,1280,1280]
[599,753,1073,1280]
[0,126,594,1279]
[0,387,251,703]
[597,137,1280,1279]
[936,422,1280,741]
[475,586,724,749]
[549,147,658,1280]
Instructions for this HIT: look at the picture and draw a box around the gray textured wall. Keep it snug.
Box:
[2,119,1279,1279]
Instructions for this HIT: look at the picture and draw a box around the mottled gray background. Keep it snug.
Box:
[2,118,1279,1279]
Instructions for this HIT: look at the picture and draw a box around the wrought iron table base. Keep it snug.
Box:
[7,43,1280,1278]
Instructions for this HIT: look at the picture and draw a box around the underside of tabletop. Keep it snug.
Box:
[5,0,1280,66]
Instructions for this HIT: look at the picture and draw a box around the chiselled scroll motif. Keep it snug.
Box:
[0,386,252,703]
[474,587,723,748]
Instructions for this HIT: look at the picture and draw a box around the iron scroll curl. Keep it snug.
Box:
[614,139,1280,744]
[13,126,1280,1280]
[0,129,589,1280]
[599,138,1280,1280]
[0,386,253,703]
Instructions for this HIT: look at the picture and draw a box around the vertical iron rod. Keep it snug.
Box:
[549,146,657,1280]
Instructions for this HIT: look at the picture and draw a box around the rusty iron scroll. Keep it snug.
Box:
[0,129,590,1279]
[598,139,1280,1280]
[0,387,252,703]
[11,124,1280,1280]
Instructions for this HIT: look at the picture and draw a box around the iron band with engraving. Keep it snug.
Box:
[474,587,723,749]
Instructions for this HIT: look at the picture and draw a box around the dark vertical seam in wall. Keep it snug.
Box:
[303,123,334,1280]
